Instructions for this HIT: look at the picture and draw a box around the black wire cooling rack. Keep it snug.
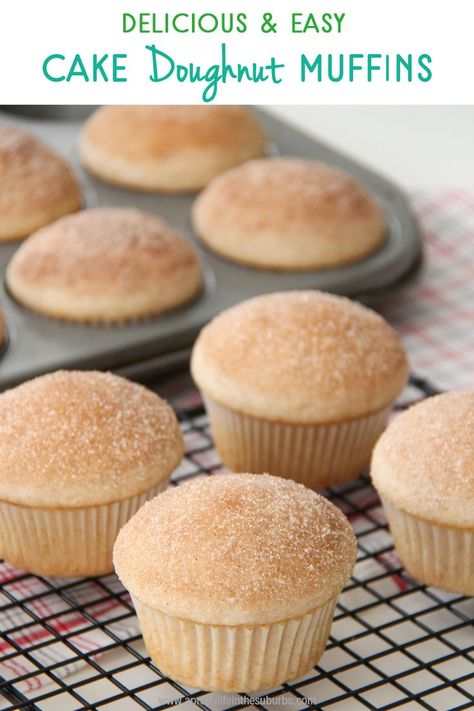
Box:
[0,375,473,711]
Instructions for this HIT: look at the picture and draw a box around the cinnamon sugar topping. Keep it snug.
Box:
[0,125,82,218]
[191,291,408,423]
[114,473,357,624]
[371,391,474,527]
[0,371,183,508]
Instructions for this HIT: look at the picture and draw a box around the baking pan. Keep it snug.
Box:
[0,106,422,390]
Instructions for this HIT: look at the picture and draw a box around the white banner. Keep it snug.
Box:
[0,0,473,104]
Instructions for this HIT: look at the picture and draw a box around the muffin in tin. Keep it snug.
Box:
[191,290,408,488]
[0,124,82,242]
[79,105,267,193]
[114,473,357,692]
[6,207,203,323]
[192,158,385,270]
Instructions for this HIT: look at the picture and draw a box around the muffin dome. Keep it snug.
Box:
[372,391,474,528]
[114,473,357,625]
[0,370,183,508]
[192,158,385,269]
[80,105,266,192]
[0,125,82,241]
[6,207,202,323]
[191,291,409,424]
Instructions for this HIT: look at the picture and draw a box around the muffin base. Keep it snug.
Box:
[133,594,338,692]
[383,499,474,595]
[0,481,168,577]
[203,395,390,488]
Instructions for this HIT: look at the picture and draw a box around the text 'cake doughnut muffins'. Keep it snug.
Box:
[191,291,409,488]
[79,105,267,193]
[0,124,82,242]
[192,158,385,270]
[0,370,183,577]
[6,207,203,323]
[371,391,474,595]
[114,473,357,692]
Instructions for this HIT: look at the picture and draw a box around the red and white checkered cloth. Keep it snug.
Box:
[379,189,474,391]
[1,188,473,693]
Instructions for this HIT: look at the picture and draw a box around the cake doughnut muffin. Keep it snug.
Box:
[79,105,267,193]
[114,473,357,692]
[192,158,385,270]
[0,124,82,242]
[6,207,203,323]
[0,370,183,577]
[191,291,409,488]
[371,391,474,595]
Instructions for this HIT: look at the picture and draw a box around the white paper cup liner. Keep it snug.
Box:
[132,594,338,692]
[0,480,168,577]
[203,395,390,488]
[383,498,474,595]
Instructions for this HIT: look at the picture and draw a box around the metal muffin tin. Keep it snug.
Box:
[0,106,422,390]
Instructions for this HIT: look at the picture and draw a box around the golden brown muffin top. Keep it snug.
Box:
[7,207,201,298]
[0,125,81,219]
[371,391,474,528]
[192,158,385,269]
[0,370,183,507]
[191,291,408,423]
[195,158,381,229]
[114,473,357,624]
[81,105,266,160]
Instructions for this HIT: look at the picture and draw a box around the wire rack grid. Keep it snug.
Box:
[0,375,473,711]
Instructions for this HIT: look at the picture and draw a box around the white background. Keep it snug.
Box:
[270,106,474,189]
[1,0,474,104]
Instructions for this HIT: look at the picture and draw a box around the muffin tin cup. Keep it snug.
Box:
[202,395,391,488]
[132,593,338,693]
[382,499,474,596]
[0,480,168,578]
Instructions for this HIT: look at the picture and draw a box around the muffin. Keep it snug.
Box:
[0,124,82,242]
[79,105,267,193]
[114,473,356,692]
[6,207,203,323]
[0,370,183,577]
[371,391,474,595]
[191,291,408,488]
[192,158,385,270]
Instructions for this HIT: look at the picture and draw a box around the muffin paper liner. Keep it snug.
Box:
[382,499,474,595]
[203,395,390,488]
[0,481,168,577]
[132,594,338,692]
